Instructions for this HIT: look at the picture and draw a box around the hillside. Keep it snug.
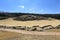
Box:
[0,12,60,21]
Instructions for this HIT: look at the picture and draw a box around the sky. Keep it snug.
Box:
[0,0,60,14]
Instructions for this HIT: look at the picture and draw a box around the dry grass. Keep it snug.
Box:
[0,31,60,40]
[0,30,20,40]
[46,29,60,32]
[0,18,60,32]
[0,18,60,27]
[0,18,60,40]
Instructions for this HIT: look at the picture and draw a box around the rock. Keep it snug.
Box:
[41,25,54,30]
[25,27,37,31]
[16,26,26,30]
[55,25,60,29]
[36,27,43,31]
[12,27,16,29]
[32,25,40,27]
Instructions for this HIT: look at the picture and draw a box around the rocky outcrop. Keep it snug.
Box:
[0,25,60,32]
[14,15,37,21]
[14,15,48,21]
[55,25,60,29]
[41,25,54,30]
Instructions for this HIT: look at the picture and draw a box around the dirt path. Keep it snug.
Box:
[0,28,60,35]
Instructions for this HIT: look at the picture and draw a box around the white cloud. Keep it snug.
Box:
[28,8,36,13]
[29,9,32,11]
[40,9,44,12]
[29,8,45,13]
[39,9,48,13]
[29,8,34,11]
[18,5,24,9]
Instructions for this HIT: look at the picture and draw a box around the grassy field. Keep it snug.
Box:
[0,30,20,40]
[0,18,60,40]
[0,31,60,40]
[0,18,60,32]
[45,29,60,32]
[0,18,60,27]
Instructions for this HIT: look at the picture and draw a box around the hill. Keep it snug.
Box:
[0,12,60,21]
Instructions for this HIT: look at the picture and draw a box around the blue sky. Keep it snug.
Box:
[0,0,60,14]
